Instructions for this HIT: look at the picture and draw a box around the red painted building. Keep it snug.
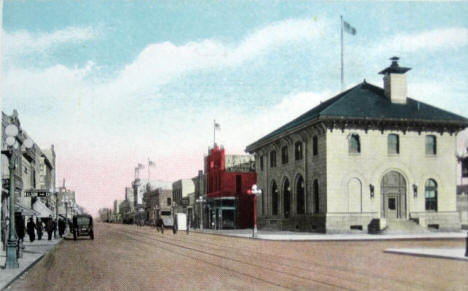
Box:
[205,145,256,229]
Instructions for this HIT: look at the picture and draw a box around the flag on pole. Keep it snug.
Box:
[148,160,156,167]
[214,121,221,131]
[138,163,145,170]
[343,20,356,35]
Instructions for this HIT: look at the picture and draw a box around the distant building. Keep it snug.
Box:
[192,170,207,228]
[172,178,195,224]
[205,145,256,229]
[246,58,468,233]
[143,188,173,226]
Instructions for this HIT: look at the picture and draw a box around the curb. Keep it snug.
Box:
[1,253,45,291]
[191,230,466,242]
[384,249,468,262]
[1,239,63,291]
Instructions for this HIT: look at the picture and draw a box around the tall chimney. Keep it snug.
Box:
[379,57,411,104]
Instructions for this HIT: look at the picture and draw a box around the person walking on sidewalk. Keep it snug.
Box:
[27,218,36,242]
[58,218,66,238]
[46,215,55,240]
[36,218,43,240]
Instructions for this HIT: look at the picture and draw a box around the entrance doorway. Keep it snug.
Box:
[381,171,406,220]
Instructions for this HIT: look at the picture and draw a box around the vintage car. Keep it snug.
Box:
[72,214,94,240]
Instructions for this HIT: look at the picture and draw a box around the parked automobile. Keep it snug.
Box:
[72,214,94,240]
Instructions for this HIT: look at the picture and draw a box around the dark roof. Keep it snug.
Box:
[247,81,468,151]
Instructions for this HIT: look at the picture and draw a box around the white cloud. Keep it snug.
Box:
[2,26,97,57]
[372,27,468,55]
[110,18,328,97]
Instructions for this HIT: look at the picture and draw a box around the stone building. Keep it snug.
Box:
[456,130,468,227]
[246,58,468,233]
[143,188,173,226]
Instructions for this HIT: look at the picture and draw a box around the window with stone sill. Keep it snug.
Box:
[425,179,437,211]
[260,155,264,171]
[349,134,361,154]
[270,150,277,168]
[388,134,399,155]
[295,142,303,160]
[281,146,288,164]
[313,136,318,156]
[425,135,437,155]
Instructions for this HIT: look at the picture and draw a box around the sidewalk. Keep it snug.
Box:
[0,237,62,290]
[193,228,468,241]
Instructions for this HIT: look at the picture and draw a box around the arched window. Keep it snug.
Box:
[270,150,277,167]
[313,136,318,156]
[349,134,361,153]
[425,179,438,211]
[295,142,303,160]
[426,135,437,155]
[296,176,305,214]
[272,181,278,216]
[283,178,291,218]
[388,134,399,154]
[281,146,288,164]
[313,179,319,213]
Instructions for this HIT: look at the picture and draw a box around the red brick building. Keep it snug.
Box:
[205,145,257,229]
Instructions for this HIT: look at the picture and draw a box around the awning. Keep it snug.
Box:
[15,202,40,216]
[32,200,54,218]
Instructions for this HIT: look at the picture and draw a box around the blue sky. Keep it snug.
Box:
[2,1,468,214]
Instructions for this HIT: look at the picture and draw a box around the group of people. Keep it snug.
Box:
[17,215,71,243]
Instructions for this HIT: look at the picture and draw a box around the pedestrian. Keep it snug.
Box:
[27,218,36,242]
[186,215,190,235]
[173,215,178,235]
[156,218,164,233]
[68,219,74,234]
[36,218,43,240]
[46,215,54,240]
[15,214,25,247]
[53,219,57,239]
[58,218,66,238]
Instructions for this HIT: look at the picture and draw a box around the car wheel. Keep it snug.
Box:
[90,231,94,240]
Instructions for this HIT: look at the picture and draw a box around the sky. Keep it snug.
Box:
[2,1,468,216]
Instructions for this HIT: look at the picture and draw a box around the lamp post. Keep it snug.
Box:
[4,123,33,268]
[248,184,262,238]
[196,196,206,230]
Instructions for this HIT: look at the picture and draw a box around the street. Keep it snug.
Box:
[9,223,468,291]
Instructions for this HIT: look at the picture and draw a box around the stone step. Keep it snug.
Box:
[383,220,429,234]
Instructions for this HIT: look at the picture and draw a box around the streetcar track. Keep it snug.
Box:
[118,230,294,290]
[118,228,357,291]
[122,226,441,291]
[127,228,370,289]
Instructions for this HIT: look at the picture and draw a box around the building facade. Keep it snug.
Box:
[205,145,257,229]
[246,58,468,233]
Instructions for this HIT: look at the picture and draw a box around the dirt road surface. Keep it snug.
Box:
[9,223,468,290]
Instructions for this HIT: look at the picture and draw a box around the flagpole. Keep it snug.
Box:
[147,158,150,181]
[340,15,344,91]
[213,119,216,146]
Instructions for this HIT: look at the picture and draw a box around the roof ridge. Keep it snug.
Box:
[320,82,367,115]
